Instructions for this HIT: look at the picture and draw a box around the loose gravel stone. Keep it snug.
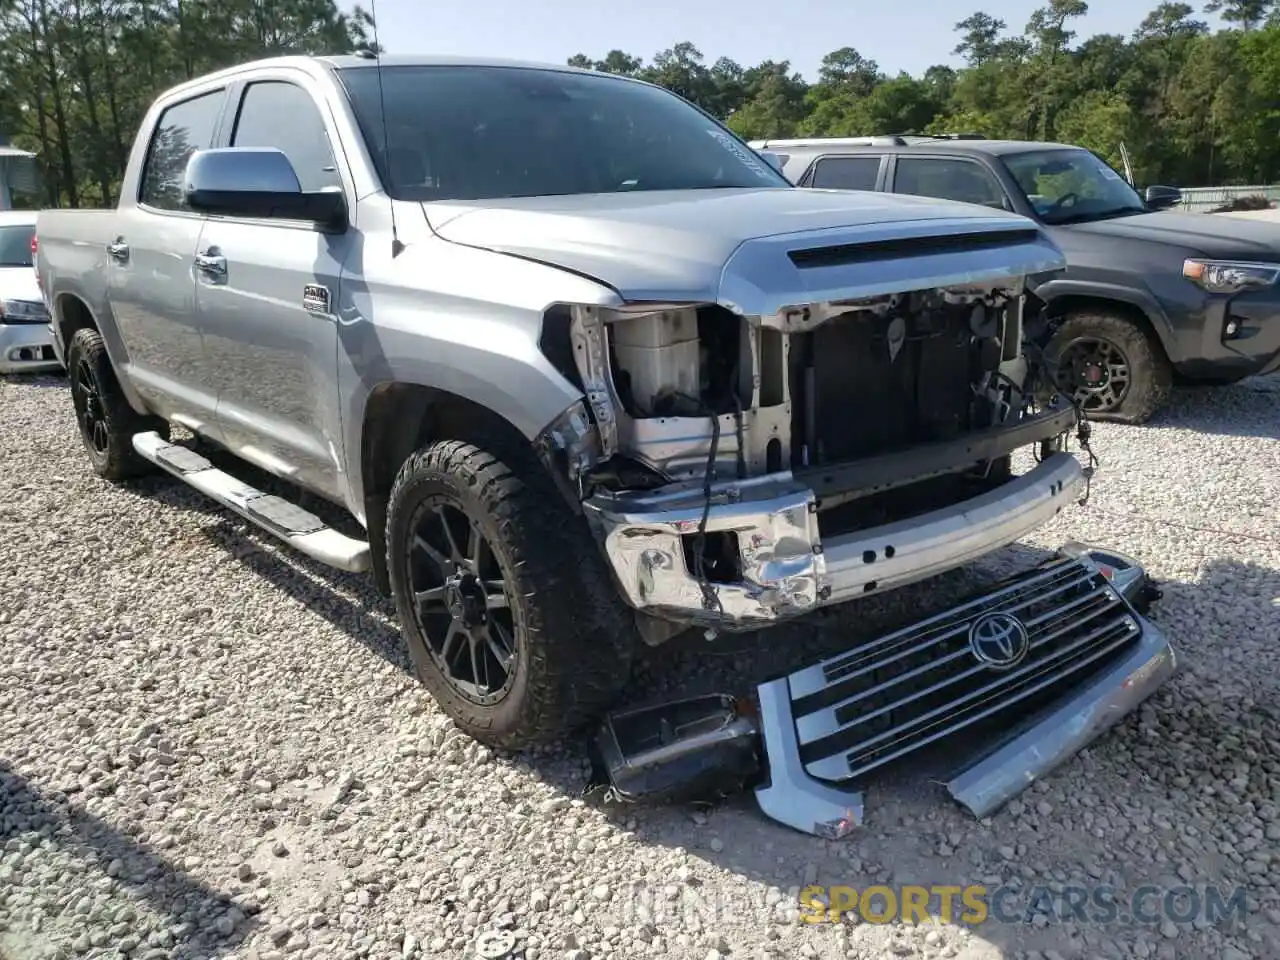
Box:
[1,373,1278,960]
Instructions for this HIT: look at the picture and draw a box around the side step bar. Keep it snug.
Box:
[132,431,371,573]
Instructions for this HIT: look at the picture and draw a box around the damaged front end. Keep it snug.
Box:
[590,545,1176,834]
[536,214,1175,832]
[537,216,1084,636]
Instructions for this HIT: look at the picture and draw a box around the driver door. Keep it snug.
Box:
[196,75,355,501]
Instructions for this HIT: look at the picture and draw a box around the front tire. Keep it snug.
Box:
[1044,312,1173,424]
[67,327,168,482]
[386,438,635,749]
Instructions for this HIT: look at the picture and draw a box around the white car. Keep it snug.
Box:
[0,209,60,374]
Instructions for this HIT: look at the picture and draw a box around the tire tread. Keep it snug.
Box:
[386,435,634,749]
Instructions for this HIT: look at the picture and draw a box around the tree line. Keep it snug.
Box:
[570,0,1280,189]
[2,0,1278,209]
[0,0,374,208]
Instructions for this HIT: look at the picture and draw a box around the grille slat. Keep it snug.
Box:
[800,573,1113,719]
[788,557,1143,782]
[840,628,1137,774]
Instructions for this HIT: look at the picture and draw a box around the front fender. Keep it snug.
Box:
[1032,278,1177,356]
[339,330,585,500]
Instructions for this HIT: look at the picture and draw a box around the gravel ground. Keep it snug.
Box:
[1,372,1278,960]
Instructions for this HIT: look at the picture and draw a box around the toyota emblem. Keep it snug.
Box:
[968,612,1030,669]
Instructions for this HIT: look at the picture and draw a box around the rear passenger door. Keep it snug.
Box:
[803,155,887,192]
[890,156,1011,210]
[108,87,228,431]
[196,73,355,501]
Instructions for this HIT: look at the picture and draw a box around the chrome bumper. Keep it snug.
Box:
[585,451,1084,630]
[752,547,1177,837]
[0,322,61,374]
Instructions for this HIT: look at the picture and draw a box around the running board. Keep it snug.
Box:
[132,431,371,573]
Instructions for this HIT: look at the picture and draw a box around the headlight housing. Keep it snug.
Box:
[1182,259,1280,295]
[0,298,50,322]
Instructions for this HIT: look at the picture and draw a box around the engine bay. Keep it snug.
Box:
[552,282,1036,499]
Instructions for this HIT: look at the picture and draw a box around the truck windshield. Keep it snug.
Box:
[1004,148,1147,225]
[0,224,35,267]
[336,64,790,201]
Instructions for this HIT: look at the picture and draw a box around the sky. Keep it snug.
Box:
[351,0,1225,81]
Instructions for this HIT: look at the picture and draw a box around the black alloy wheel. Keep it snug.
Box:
[71,352,111,457]
[64,326,167,480]
[1042,311,1173,424]
[406,500,517,705]
[1053,335,1132,413]
[385,438,636,748]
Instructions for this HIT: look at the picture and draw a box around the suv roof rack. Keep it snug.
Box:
[890,133,988,142]
[749,133,988,150]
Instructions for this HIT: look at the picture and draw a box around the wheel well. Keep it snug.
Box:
[56,294,98,347]
[1044,295,1171,362]
[360,384,534,596]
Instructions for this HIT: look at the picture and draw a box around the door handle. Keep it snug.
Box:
[106,239,129,263]
[195,252,227,278]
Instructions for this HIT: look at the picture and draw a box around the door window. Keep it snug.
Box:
[809,156,882,191]
[893,157,1007,209]
[231,81,342,193]
[139,90,225,211]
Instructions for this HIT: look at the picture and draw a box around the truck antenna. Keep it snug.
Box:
[368,0,404,257]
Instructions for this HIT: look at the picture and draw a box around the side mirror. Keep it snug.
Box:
[757,150,788,177]
[1144,185,1182,210]
[184,148,346,228]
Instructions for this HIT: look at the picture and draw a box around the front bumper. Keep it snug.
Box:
[1173,285,1280,381]
[0,322,62,374]
[585,450,1084,630]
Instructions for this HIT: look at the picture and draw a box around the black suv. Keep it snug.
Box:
[752,135,1280,423]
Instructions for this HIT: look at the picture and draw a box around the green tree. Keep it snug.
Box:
[1204,0,1274,30]
[954,12,1008,65]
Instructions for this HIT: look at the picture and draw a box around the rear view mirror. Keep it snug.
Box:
[1144,185,1182,210]
[185,148,346,227]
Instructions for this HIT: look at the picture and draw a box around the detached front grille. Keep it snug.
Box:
[787,557,1142,782]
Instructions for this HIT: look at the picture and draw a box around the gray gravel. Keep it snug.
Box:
[1,372,1278,960]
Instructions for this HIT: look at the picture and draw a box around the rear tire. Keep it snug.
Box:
[386,437,636,749]
[1043,312,1172,424]
[67,327,168,482]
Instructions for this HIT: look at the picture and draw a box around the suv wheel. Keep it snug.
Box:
[67,327,169,481]
[1044,312,1172,424]
[386,438,635,749]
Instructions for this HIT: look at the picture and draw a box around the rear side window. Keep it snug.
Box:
[231,81,342,194]
[139,90,225,211]
[0,224,35,267]
[893,157,1006,209]
[810,156,882,191]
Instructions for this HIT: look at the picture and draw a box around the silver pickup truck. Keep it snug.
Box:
[36,55,1175,835]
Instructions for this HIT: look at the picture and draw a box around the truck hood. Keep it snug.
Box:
[1060,210,1280,258]
[424,188,1068,315]
[0,265,42,304]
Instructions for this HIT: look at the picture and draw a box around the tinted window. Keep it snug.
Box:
[139,90,225,211]
[232,82,342,193]
[894,157,1006,209]
[0,224,34,267]
[1004,148,1145,225]
[336,65,789,201]
[810,156,881,191]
